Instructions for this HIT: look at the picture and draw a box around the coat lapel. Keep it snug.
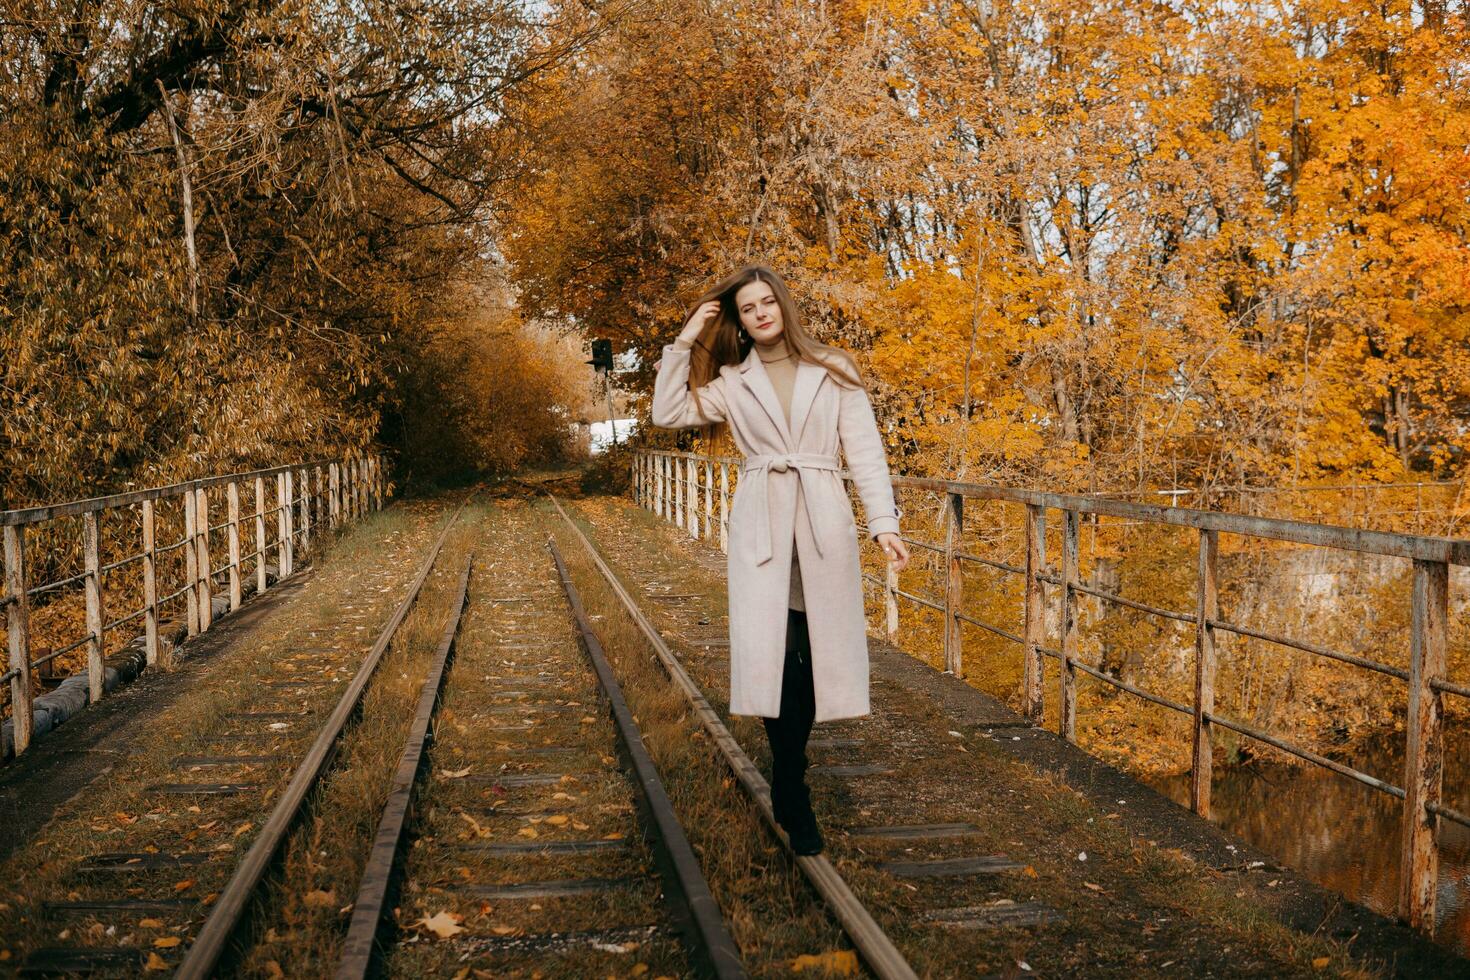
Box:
[737,348,793,448]
[788,358,825,448]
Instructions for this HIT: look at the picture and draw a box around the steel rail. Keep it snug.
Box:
[335,555,473,980]
[547,536,748,980]
[175,497,468,980]
[545,493,919,980]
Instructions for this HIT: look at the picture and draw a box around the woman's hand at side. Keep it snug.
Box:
[678,300,722,347]
[876,532,910,572]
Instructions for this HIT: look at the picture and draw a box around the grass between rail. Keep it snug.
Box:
[236,502,482,975]
[384,498,687,978]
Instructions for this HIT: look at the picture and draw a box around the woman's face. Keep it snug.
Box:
[734,280,784,345]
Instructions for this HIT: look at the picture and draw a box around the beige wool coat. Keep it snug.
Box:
[651,341,902,722]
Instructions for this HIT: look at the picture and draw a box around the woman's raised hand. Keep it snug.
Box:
[678,300,722,346]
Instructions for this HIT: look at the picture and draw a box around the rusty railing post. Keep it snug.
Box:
[227,482,242,612]
[1192,528,1218,817]
[195,486,212,631]
[1023,503,1046,722]
[83,510,105,702]
[184,488,199,636]
[720,461,730,555]
[284,469,296,575]
[1060,508,1079,742]
[5,525,34,754]
[661,454,668,520]
[142,499,160,665]
[686,455,698,539]
[343,459,353,522]
[704,458,714,540]
[884,550,899,643]
[299,467,311,557]
[1401,557,1448,931]
[943,491,964,677]
[255,476,268,594]
[276,472,290,578]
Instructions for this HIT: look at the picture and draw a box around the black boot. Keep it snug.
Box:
[785,782,824,856]
[763,609,823,856]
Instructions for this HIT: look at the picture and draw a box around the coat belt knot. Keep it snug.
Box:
[741,452,842,566]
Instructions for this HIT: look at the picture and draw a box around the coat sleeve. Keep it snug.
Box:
[836,380,902,540]
[651,342,730,428]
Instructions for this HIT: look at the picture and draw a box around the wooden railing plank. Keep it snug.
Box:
[1023,504,1045,723]
[142,500,160,665]
[227,482,242,612]
[83,511,104,702]
[1401,558,1447,930]
[5,526,34,753]
[1191,528,1219,818]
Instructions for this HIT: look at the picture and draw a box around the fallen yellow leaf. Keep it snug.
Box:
[144,952,170,971]
[417,911,465,939]
[544,815,569,826]
[153,936,182,949]
[138,918,164,929]
[790,950,858,975]
[1312,957,1331,970]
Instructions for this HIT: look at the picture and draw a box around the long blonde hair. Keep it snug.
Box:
[680,265,865,445]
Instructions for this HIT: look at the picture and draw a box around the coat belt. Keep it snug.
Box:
[741,452,841,565]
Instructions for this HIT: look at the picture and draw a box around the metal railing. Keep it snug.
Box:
[1,455,387,757]
[631,448,1468,935]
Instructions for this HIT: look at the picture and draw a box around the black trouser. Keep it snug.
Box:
[763,608,816,806]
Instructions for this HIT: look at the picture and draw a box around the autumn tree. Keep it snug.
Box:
[0,0,628,510]
[504,0,1470,500]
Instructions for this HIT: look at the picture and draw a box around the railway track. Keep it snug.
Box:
[11,500,469,977]
[544,492,924,980]
[5,490,1071,977]
[334,505,746,978]
[9,497,745,978]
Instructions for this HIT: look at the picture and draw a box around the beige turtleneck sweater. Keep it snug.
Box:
[754,343,806,613]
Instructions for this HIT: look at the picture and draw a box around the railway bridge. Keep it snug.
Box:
[0,456,1463,977]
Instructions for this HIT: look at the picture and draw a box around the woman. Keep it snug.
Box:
[651,264,911,856]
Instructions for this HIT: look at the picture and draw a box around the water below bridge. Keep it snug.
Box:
[1148,732,1470,956]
